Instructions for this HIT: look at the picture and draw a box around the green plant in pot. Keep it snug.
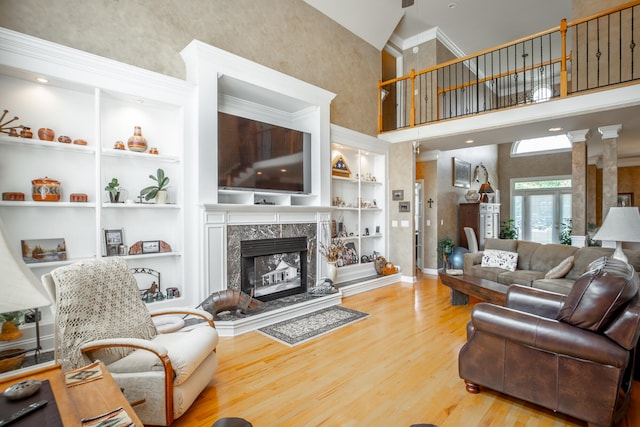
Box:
[105,178,123,203]
[500,218,518,240]
[140,168,170,204]
[437,236,454,269]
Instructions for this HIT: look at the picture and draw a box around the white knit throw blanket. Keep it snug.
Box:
[51,257,157,370]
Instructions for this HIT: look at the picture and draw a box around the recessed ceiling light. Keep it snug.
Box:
[548,127,563,132]
[135,99,144,104]
[465,139,474,144]
[448,2,457,9]
[257,171,263,175]
[36,77,48,83]
[280,169,287,173]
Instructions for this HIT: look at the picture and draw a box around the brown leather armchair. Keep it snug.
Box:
[459,257,640,427]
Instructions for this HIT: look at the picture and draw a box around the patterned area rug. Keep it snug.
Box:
[258,306,369,346]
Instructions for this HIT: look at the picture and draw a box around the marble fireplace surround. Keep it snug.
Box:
[227,222,317,294]
[204,206,342,336]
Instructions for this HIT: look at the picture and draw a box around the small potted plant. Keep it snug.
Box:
[105,178,124,203]
[139,168,170,204]
[0,311,24,341]
[500,218,518,240]
[437,236,454,270]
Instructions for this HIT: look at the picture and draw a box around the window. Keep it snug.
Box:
[511,135,571,157]
[512,177,572,244]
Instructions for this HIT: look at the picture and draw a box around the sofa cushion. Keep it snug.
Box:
[481,249,518,271]
[496,270,544,286]
[557,257,639,331]
[529,244,578,273]
[515,240,540,270]
[465,265,503,282]
[545,255,575,279]
[485,238,517,252]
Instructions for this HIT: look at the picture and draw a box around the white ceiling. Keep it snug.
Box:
[305,0,572,54]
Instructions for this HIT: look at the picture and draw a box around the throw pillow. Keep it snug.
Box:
[481,249,519,271]
[544,255,575,279]
[557,257,639,331]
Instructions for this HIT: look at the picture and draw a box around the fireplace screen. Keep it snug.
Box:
[241,237,307,301]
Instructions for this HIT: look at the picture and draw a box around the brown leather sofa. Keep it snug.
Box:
[458,257,640,427]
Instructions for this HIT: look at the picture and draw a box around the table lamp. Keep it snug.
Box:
[0,216,52,319]
[592,207,640,264]
[478,183,494,203]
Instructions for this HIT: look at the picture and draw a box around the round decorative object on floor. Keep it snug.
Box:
[448,246,469,270]
[212,417,253,427]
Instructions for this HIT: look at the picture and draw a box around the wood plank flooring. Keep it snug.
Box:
[173,273,640,427]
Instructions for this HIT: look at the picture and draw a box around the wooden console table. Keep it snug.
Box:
[438,271,507,306]
[0,362,142,426]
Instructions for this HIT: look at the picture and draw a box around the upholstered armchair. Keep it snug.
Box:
[459,257,640,427]
[41,257,219,426]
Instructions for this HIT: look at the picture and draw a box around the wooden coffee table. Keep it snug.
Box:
[438,271,507,306]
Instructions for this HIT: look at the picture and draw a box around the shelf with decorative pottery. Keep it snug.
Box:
[0,135,95,153]
[0,201,96,208]
[101,202,180,209]
[101,148,179,163]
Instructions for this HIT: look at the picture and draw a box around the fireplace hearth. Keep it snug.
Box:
[241,236,308,302]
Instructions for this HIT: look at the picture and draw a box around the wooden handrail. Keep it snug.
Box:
[438,56,569,95]
[566,0,640,28]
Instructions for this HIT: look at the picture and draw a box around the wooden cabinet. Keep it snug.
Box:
[459,203,500,250]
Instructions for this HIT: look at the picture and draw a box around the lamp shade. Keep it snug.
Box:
[478,183,494,194]
[0,217,52,313]
[593,207,640,263]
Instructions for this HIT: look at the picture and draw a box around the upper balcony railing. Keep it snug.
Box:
[379,0,640,133]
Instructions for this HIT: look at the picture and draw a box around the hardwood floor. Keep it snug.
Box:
[174,273,640,427]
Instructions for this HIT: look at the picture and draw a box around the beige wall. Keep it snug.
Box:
[416,160,438,270]
[388,142,415,275]
[0,0,380,136]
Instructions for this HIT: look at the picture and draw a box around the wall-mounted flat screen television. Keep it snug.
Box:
[218,112,311,193]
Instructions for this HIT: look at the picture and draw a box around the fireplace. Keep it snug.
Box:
[241,236,308,302]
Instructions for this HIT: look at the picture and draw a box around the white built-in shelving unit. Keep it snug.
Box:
[329,125,390,285]
[0,27,197,337]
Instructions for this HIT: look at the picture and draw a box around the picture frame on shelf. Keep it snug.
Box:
[141,240,161,254]
[21,238,67,263]
[452,157,471,188]
[103,228,124,257]
[331,154,351,178]
[618,193,634,207]
[338,242,359,266]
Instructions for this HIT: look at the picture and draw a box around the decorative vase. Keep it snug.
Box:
[37,127,55,141]
[20,127,32,138]
[465,190,480,203]
[0,321,22,341]
[155,189,168,204]
[326,261,338,283]
[374,256,386,275]
[127,126,148,152]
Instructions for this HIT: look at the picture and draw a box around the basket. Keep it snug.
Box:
[0,349,25,373]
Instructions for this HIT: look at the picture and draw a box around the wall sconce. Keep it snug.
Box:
[412,141,420,155]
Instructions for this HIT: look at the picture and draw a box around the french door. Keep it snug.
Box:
[512,178,572,244]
